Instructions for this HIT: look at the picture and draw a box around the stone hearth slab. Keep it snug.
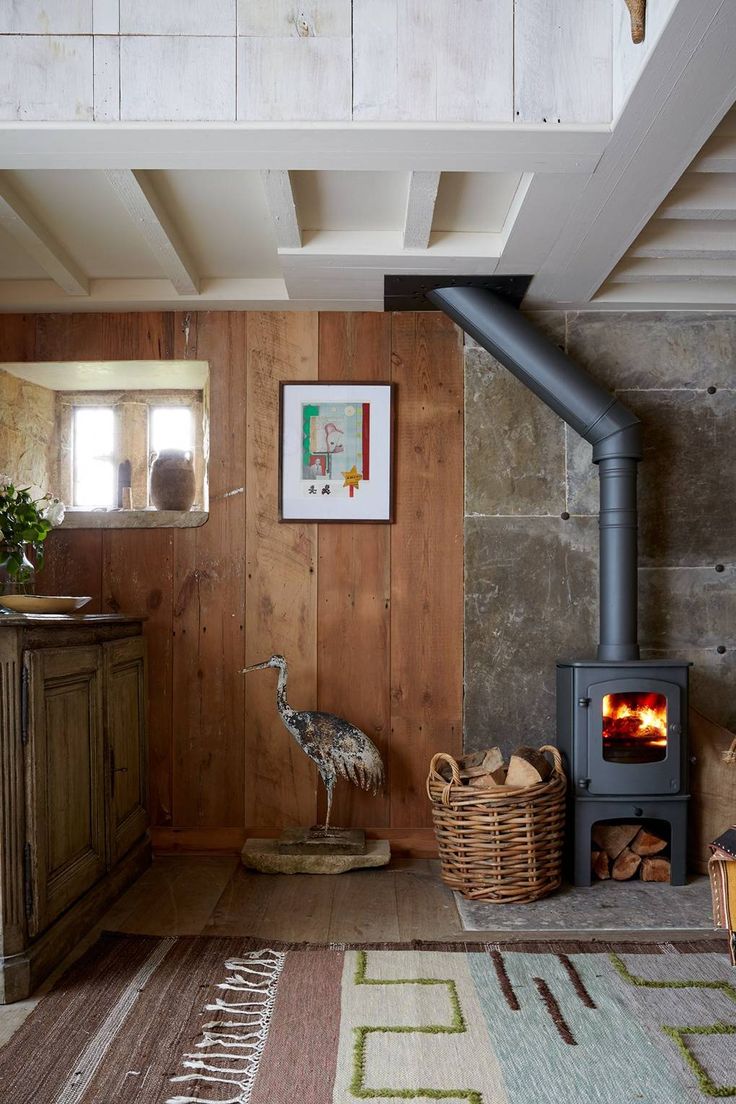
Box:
[242,838,390,874]
[455,876,713,932]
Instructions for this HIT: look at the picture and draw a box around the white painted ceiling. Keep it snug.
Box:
[0,0,735,313]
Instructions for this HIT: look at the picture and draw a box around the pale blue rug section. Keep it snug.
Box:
[469,950,702,1103]
[455,876,714,932]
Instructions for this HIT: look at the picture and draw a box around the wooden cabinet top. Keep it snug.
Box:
[0,614,143,627]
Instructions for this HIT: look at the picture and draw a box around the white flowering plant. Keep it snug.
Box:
[0,477,65,581]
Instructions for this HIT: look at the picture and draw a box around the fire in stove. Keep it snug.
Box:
[602,691,668,764]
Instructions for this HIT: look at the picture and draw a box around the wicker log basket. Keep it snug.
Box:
[426,744,567,903]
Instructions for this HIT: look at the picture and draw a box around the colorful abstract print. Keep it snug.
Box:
[302,401,369,499]
[169,943,735,1103]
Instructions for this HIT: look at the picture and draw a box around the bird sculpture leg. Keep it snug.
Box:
[324,776,335,835]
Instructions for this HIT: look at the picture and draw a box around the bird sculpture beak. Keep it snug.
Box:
[241,660,271,674]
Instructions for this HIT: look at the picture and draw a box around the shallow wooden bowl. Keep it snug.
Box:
[0,595,92,615]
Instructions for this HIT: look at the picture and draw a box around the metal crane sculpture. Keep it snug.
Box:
[241,654,385,830]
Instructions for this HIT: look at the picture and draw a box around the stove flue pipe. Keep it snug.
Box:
[427,286,643,662]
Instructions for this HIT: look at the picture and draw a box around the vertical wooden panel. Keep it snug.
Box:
[36,529,104,612]
[102,529,174,826]
[172,313,247,827]
[245,312,318,829]
[389,313,464,828]
[316,313,392,827]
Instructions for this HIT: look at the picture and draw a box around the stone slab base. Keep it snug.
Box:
[242,838,391,874]
[277,827,367,855]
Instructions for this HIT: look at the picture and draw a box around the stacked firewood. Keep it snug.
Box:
[591,823,671,882]
[437,746,552,789]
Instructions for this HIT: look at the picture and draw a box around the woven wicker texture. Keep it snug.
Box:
[426,745,567,903]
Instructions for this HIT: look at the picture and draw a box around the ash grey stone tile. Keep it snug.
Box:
[565,426,597,515]
[639,565,736,651]
[465,346,565,516]
[565,311,736,390]
[464,516,597,756]
[644,647,736,732]
[623,388,736,567]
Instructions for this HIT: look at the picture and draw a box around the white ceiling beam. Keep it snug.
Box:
[0,124,608,174]
[659,173,736,219]
[591,279,736,308]
[610,256,736,282]
[0,176,88,296]
[0,276,380,314]
[630,220,736,258]
[692,135,736,172]
[402,172,441,249]
[527,0,736,306]
[260,170,301,248]
[495,172,587,275]
[105,169,200,295]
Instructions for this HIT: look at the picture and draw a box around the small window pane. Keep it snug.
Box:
[73,407,115,507]
[150,406,194,454]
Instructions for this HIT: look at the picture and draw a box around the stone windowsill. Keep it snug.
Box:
[59,508,208,530]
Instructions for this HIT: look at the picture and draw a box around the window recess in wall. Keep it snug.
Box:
[0,360,209,529]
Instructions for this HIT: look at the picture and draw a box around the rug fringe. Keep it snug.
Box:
[165,950,285,1104]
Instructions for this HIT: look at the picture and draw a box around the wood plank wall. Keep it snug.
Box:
[1,311,463,851]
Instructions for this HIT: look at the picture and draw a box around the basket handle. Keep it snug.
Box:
[426,753,461,806]
[539,744,566,783]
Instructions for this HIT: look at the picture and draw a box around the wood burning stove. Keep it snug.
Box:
[557,659,691,886]
[426,285,693,890]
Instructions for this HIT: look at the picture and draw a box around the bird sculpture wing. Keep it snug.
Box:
[296,711,385,793]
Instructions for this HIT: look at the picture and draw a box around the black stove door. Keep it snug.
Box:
[586,677,681,796]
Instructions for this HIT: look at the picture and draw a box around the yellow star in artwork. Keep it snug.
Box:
[342,465,362,489]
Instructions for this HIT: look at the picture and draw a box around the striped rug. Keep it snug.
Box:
[0,934,733,1102]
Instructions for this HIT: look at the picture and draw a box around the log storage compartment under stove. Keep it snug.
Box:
[426,284,692,889]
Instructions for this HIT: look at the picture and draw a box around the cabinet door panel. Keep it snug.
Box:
[25,646,106,938]
[104,637,147,864]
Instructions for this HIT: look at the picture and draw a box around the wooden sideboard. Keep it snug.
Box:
[0,614,151,1003]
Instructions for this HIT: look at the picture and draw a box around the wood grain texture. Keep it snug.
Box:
[389,313,464,828]
[514,0,612,124]
[352,0,513,122]
[316,313,392,827]
[102,530,173,826]
[172,313,247,828]
[3,310,465,839]
[245,312,319,828]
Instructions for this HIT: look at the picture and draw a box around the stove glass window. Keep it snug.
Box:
[602,691,667,763]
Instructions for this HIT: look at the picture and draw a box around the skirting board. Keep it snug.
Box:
[151,826,438,858]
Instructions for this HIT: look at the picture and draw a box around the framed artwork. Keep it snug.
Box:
[279,381,395,522]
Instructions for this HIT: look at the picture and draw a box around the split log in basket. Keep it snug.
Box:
[591,824,671,882]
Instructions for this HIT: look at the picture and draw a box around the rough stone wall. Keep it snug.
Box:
[0,369,59,499]
[464,311,736,755]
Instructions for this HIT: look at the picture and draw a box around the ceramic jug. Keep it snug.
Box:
[150,449,196,511]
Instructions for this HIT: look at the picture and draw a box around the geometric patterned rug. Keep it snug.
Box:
[0,934,732,1102]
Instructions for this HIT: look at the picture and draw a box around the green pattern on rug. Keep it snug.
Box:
[349,951,481,1103]
[610,952,736,1002]
[662,1024,736,1098]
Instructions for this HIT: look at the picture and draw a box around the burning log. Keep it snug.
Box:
[612,847,642,880]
